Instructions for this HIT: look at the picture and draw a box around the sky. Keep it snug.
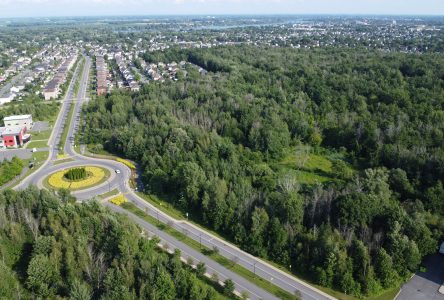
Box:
[0,0,443,18]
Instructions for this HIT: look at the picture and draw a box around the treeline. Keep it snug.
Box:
[83,46,444,297]
[0,95,60,122]
[0,187,227,299]
[0,156,24,186]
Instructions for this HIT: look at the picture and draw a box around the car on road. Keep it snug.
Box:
[440,242,444,254]
[31,148,37,153]
[115,169,121,174]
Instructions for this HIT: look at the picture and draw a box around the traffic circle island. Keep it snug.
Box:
[44,166,110,191]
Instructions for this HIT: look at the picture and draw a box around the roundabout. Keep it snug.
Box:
[44,165,110,191]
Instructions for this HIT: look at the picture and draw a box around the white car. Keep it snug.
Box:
[115,169,121,174]
[440,242,444,255]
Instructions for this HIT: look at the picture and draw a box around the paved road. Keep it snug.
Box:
[0,69,31,97]
[109,203,279,300]
[397,254,444,300]
[14,54,335,300]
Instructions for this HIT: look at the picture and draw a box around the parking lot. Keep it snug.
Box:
[397,254,444,300]
[30,121,50,133]
[0,148,32,161]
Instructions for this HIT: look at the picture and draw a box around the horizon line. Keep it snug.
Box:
[1,13,444,20]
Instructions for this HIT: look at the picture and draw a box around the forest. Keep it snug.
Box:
[0,187,228,299]
[0,95,60,122]
[82,46,444,297]
[0,156,24,186]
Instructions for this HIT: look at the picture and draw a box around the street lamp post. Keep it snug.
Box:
[253,262,257,275]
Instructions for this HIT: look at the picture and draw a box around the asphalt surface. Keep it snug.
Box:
[0,148,32,161]
[13,54,335,300]
[0,69,31,97]
[397,254,444,300]
[30,121,50,133]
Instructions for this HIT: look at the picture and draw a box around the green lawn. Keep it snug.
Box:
[30,129,52,140]
[26,140,48,149]
[275,146,354,186]
[120,202,299,300]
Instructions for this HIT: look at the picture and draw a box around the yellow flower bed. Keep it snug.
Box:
[47,166,106,190]
[116,158,136,170]
[109,194,127,206]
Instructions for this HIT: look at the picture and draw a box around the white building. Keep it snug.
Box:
[4,114,33,130]
[0,94,16,105]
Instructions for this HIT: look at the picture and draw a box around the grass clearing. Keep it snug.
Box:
[120,202,298,300]
[275,146,355,186]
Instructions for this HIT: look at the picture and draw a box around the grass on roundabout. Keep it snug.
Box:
[44,166,111,191]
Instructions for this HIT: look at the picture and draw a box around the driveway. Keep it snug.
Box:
[397,254,444,300]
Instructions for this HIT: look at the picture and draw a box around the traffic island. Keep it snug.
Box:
[44,166,110,191]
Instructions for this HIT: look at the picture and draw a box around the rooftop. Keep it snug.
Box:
[4,114,32,121]
[0,126,23,136]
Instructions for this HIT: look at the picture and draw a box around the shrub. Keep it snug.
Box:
[116,158,136,170]
[64,168,87,181]
[110,195,127,206]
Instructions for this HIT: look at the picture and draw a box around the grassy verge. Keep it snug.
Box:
[120,202,298,300]
[73,59,85,97]
[53,158,76,165]
[97,188,120,200]
[368,287,401,300]
[57,102,75,155]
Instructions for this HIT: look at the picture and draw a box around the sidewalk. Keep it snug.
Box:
[0,166,29,190]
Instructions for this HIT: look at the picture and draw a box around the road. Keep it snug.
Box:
[14,54,335,300]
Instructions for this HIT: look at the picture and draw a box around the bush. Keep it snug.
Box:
[64,168,87,181]
[109,195,127,206]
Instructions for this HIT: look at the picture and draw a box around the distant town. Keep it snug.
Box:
[1,15,443,106]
